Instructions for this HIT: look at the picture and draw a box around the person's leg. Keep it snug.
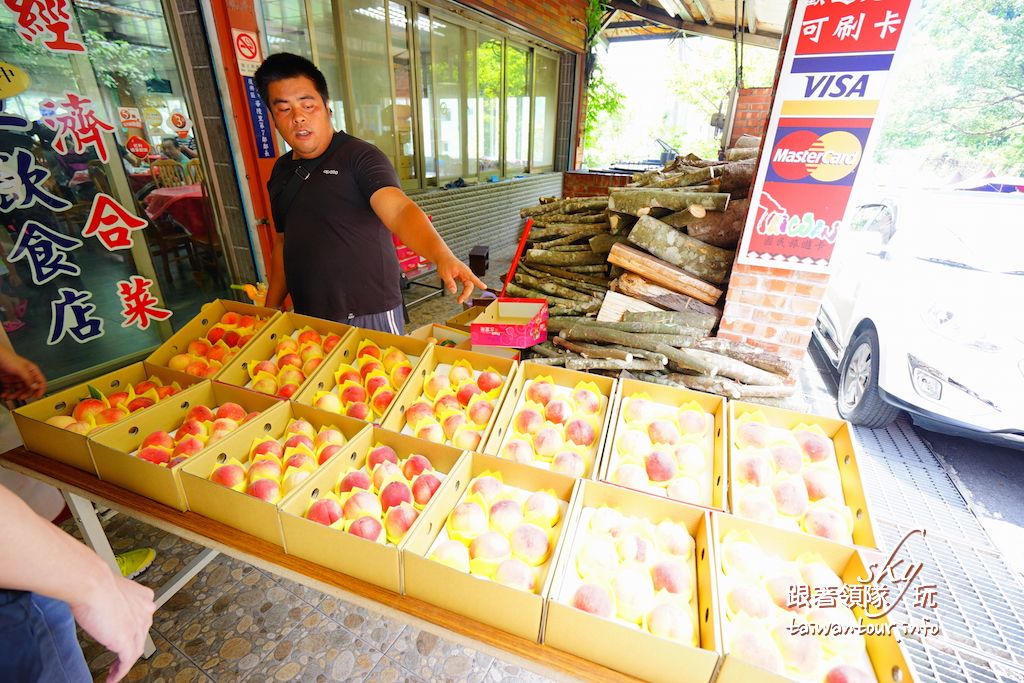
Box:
[28,593,91,682]
[349,304,405,335]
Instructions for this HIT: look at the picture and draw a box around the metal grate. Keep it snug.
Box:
[875,521,1024,670]
[859,452,989,547]
[854,417,944,470]
[900,635,1024,683]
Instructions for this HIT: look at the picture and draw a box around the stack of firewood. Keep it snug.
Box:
[512,140,797,399]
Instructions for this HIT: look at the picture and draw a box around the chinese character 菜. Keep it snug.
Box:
[40,92,114,163]
[48,287,104,345]
[117,276,171,330]
[2,0,86,52]
[7,220,82,285]
[0,148,72,213]
[81,193,147,250]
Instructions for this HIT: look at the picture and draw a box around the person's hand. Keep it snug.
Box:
[71,572,155,683]
[0,347,44,400]
[437,256,487,305]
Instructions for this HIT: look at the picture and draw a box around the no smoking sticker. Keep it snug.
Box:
[231,29,262,77]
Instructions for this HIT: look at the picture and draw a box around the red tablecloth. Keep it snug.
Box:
[144,184,209,239]
[68,170,151,194]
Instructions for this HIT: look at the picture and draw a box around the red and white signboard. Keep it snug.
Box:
[117,107,142,130]
[169,111,192,139]
[125,135,150,158]
[736,0,918,273]
[231,29,262,77]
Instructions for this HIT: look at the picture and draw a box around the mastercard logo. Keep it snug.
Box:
[770,130,862,182]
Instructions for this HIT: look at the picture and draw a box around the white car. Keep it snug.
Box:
[813,190,1024,446]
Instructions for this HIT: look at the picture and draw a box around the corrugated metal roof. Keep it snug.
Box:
[603,0,787,49]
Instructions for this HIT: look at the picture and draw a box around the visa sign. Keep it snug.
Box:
[804,73,869,98]
[779,71,884,102]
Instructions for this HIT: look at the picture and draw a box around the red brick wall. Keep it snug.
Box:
[730,87,773,146]
[563,171,632,197]
[718,263,831,366]
[455,0,588,53]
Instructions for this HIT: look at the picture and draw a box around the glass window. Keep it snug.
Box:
[504,42,531,175]
[416,6,435,185]
[532,51,558,171]
[432,19,467,182]
[464,28,478,180]
[261,0,312,60]
[309,0,346,131]
[387,2,416,184]
[0,0,234,386]
[477,34,502,180]
[342,0,396,162]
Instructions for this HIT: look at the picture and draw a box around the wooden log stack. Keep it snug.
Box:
[513,142,795,398]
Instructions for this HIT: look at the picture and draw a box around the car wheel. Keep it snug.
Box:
[837,328,900,428]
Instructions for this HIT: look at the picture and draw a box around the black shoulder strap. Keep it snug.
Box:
[269,133,344,232]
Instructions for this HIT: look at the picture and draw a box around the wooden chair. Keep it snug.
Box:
[151,160,186,188]
[87,160,110,195]
[185,158,203,184]
[135,184,197,282]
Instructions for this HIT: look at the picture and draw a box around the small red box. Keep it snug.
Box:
[470,298,548,348]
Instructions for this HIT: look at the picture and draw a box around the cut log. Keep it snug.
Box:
[607,243,723,305]
[524,264,610,287]
[505,284,598,313]
[622,310,716,332]
[608,212,639,235]
[668,374,796,399]
[517,265,607,296]
[725,147,758,161]
[718,161,755,194]
[564,324,699,354]
[561,265,609,274]
[654,344,785,386]
[588,233,630,254]
[649,167,715,189]
[565,357,665,372]
[615,272,722,321]
[546,244,592,252]
[530,224,607,240]
[608,188,730,216]
[627,215,735,285]
[546,316,591,333]
[553,336,633,361]
[596,290,661,322]
[734,134,761,148]
[530,341,563,358]
[513,272,601,304]
[565,318,703,336]
[695,338,795,377]
[527,356,566,366]
[603,345,668,365]
[684,198,750,248]
[520,196,608,217]
[531,212,608,226]
[525,249,606,267]
[669,154,726,170]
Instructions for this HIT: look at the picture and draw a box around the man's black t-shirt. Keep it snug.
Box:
[268,131,403,321]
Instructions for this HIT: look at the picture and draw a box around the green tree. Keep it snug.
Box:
[582,60,625,167]
[876,0,1024,174]
[667,38,777,156]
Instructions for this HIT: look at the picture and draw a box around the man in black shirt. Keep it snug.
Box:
[255,53,485,332]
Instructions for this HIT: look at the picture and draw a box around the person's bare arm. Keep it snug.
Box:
[0,345,44,401]
[370,187,486,304]
[0,486,155,683]
[264,232,288,310]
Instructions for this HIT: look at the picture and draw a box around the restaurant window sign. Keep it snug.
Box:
[736,0,918,273]
[1,0,232,385]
